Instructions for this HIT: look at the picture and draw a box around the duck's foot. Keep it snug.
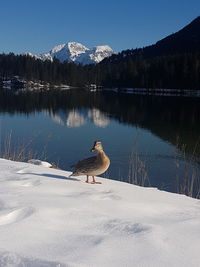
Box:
[91,176,102,184]
[84,181,102,184]
[85,176,102,184]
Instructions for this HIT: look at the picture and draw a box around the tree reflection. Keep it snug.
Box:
[0,89,200,157]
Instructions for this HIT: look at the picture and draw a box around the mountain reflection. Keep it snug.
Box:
[50,108,110,128]
[66,110,85,128]
[51,110,86,127]
[0,89,200,156]
[88,108,110,127]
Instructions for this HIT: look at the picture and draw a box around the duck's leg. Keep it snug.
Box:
[92,176,102,184]
[92,176,96,183]
[86,175,89,183]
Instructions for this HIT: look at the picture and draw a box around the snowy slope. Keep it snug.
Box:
[49,42,89,63]
[76,45,114,65]
[33,42,114,65]
[0,158,200,267]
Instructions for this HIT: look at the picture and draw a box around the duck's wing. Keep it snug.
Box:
[72,156,98,173]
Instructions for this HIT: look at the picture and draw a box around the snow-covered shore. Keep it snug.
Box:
[0,158,200,267]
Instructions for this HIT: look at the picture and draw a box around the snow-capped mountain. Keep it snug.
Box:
[30,42,114,65]
[76,45,114,65]
[48,42,89,63]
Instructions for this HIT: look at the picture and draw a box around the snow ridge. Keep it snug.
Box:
[30,42,114,65]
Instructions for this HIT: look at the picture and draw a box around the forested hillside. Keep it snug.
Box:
[1,17,200,90]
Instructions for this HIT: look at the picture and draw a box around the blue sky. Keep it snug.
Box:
[0,0,199,54]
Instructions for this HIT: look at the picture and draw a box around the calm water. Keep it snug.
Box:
[0,89,200,197]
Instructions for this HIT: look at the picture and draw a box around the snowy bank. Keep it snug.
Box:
[0,158,200,267]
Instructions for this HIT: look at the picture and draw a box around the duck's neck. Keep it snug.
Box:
[97,149,107,160]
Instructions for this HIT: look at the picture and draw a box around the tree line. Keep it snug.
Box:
[0,51,200,90]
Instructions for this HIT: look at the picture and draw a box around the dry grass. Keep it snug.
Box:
[128,149,150,187]
[0,131,47,162]
[175,136,200,198]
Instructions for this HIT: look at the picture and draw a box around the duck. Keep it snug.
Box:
[70,141,110,184]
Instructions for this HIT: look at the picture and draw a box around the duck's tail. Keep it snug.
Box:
[69,172,75,177]
[69,163,76,177]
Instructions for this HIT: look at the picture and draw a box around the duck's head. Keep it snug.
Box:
[90,140,103,152]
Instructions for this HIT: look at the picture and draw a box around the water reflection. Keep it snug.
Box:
[51,110,86,127]
[88,108,110,128]
[50,108,110,128]
[1,89,199,156]
[0,89,200,197]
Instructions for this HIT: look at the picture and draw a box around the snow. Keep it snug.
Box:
[76,45,114,65]
[37,53,53,62]
[30,42,114,65]
[28,159,52,168]
[51,44,66,54]
[49,42,89,63]
[0,158,200,267]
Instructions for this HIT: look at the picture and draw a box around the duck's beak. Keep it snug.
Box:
[90,147,95,152]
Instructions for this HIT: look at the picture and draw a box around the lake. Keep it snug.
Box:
[0,89,200,198]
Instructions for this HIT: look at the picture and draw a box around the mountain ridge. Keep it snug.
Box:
[102,16,200,64]
[26,42,114,65]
